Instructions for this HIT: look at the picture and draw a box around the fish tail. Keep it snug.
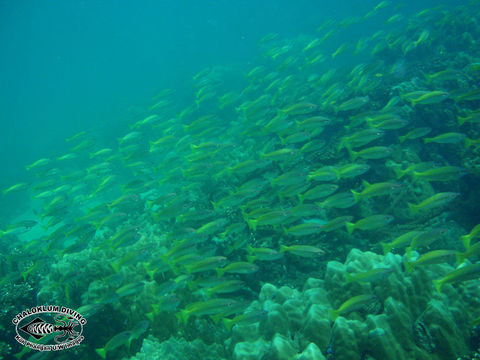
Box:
[460,235,471,250]
[146,312,155,323]
[246,255,256,263]
[95,348,107,359]
[422,71,432,83]
[392,166,405,179]
[210,313,223,325]
[216,268,225,277]
[144,267,156,281]
[464,138,473,149]
[456,251,466,265]
[345,222,355,235]
[351,190,361,203]
[93,221,102,231]
[432,279,443,294]
[210,200,218,212]
[423,138,432,144]
[186,279,197,291]
[329,310,339,321]
[336,138,345,152]
[297,194,304,204]
[380,242,392,255]
[458,116,467,126]
[223,318,234,331]
[280,245,288,253]
[110,262,121,273]
[344,273,354,283]
[404,260,414,273]
[246,219,257,231]
[407,203,419,215]
[347,147,357,160]
[332,167,342,181]
[343,142,353,154]
[204,288,213,298]
[176,310,190,325]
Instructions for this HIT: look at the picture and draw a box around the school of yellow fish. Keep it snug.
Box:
[2,1,480,358]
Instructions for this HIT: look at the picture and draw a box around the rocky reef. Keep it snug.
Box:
[127,249,480,360]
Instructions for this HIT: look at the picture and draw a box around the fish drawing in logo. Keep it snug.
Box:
[20,315,80,344]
